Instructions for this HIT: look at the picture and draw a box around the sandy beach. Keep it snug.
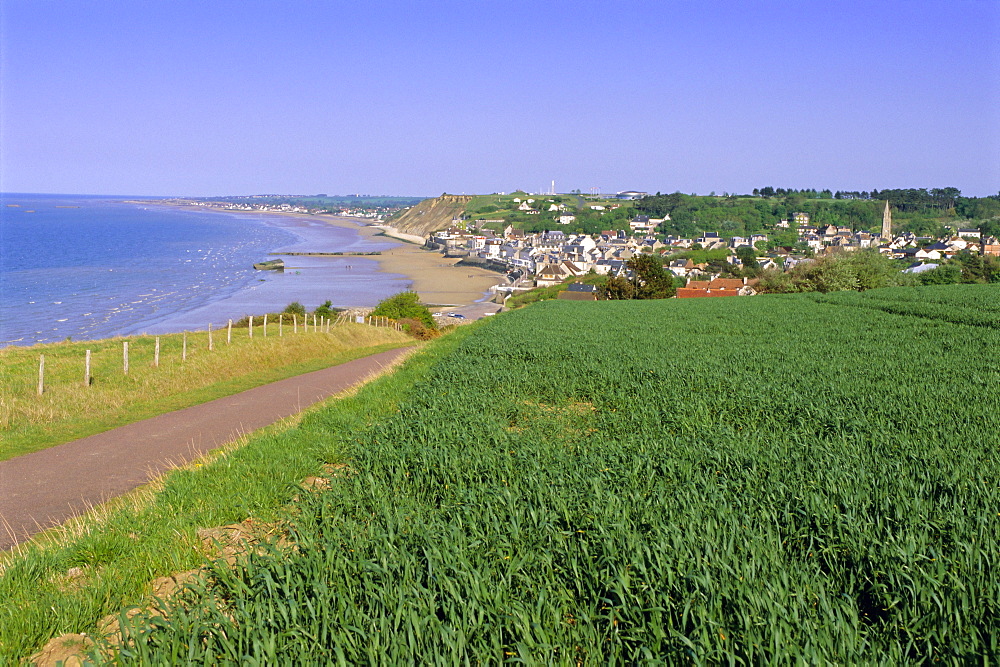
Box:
[357,223,502,307]
[136,204,503,333]
[254,210,503,307]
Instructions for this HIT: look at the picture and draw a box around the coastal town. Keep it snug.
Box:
[429,213,998,291]
[183,190,1000,304]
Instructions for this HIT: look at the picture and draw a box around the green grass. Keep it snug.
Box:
[0,323,412,460]
[0,327,475,664]
[91,284,1000,663]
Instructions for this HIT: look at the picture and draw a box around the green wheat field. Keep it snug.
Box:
[4,284,998,663]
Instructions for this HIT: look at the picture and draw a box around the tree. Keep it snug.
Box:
[919,264,962,285]
[843,250,903,290]
[735,246,760,273]
[600,275,635,300]
[627,255,676,299]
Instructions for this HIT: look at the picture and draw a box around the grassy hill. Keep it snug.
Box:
[391,192,638,236]
[5,285,999,663]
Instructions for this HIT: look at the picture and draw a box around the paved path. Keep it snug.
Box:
[0,347,413,552]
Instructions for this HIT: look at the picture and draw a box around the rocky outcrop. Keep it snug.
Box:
[388,194,472,237]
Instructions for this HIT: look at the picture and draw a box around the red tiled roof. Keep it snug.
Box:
[676,288,740,298]
[707,278,744,290]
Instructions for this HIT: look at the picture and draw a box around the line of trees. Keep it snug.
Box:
[636,190,1000,241]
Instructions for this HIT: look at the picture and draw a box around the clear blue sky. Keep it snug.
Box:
[2,0,998,197]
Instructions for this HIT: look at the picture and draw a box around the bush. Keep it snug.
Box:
[397,317,438,340]
[283,301,306,316]
[371,292,435,329]
[314,300,337,318]
[758,251,906,294]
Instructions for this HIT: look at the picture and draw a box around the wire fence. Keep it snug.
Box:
[32,313,401,396]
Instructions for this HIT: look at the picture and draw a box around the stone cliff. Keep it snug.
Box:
[388,194,472,237]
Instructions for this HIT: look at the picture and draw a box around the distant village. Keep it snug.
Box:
[192,199,395,220]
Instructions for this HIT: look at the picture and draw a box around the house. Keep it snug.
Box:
[594,258,627,276]
[983,237,1000,257]
[534,260,587,287]
[676,277,755,298]
[558,213,577,225]
[535,264,569,287]
[558,283,598,301]
[958,228,981,239]
[783,256,813,271]
[629,215,658,233]
[893,247,921,260]
[803,234,824,251]
[668,258,695,276]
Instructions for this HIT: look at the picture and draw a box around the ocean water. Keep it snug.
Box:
[0,194,404,346]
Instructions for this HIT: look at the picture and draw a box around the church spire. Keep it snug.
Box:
[881,200,892,241]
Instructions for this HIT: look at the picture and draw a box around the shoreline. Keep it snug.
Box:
[146,202,502,314]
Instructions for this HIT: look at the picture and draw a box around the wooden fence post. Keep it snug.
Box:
[279,315,283,337]
[37,355,44,395]
[183,332,188,361]
[209,323,214,351]
[249,315,254,339]
[123,341,129,376]
[227,319,232,345]
[84,349,91,386]
[154,337,160,367]
[293,314,298,334]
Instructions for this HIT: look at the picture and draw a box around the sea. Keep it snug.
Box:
[0,193,408,347]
